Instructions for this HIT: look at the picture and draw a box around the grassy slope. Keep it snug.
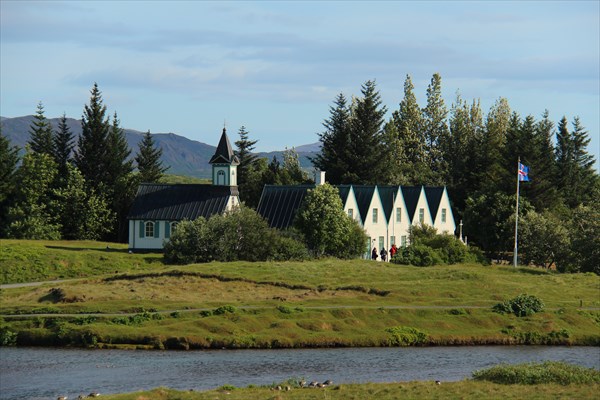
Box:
[98,382,600,400]
[1,240,599,347]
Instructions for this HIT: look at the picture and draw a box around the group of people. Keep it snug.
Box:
[371,243,398,261]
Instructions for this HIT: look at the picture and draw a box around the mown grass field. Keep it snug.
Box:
[1,240,599,348]
[92,381,600,400]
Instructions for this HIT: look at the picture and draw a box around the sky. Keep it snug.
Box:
[1,0,598,164]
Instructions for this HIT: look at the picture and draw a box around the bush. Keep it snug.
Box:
[472,361,600,385]
[0,326,17,346]
[493,294,544,317]
[392,244,443,267]
[386,326,429,346]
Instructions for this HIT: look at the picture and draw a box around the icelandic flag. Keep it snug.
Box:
[518,162,530,182]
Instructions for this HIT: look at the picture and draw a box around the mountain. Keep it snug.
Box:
[1,115,319,178]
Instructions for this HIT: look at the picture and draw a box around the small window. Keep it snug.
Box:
[441,208,447,223]
[401,235,407,247]
[372,208,378,223]
[396,207,401,223]
[419,208,425,223]
[390,236,396,246]
[144,221,154,238]
[348,209,353,219]
[379,236,384,250]
[169,222,178,237]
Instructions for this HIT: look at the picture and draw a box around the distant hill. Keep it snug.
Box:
[1,115,319,178]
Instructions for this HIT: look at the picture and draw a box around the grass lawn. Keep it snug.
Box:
[1,240,599,348]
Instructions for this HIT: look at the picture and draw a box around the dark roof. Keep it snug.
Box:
[377,186,400,222]
[401,186,422,223]
[256,185,315,229]
[351,185,377,223]
[337,185,352,205]
[424,187,444,221]
[127,184,238,220]
[209,128,240,165]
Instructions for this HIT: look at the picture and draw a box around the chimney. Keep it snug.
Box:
[314,170,326,185]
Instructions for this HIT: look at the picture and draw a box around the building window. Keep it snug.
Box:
[348,209,353,219]
[379,236,384,250]
[144,221,154,238]
[390,236,396,246]
[166,221,178,239]
[419,208,424,223]
[401,235,407,247]
[372,208,378,223]
[217,170,225,185]
[396,208,401,223]
[441,208,447,223]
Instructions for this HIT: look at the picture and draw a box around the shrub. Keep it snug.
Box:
[493,294,544,317]
[0,326,17,346]
[213,305,236,315]
[386,326,429,346]
[472,361,600,385]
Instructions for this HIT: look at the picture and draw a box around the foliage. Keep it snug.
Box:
[295,183,367,258]
[135,130,169,183]
[518,211,570,269]
[472,361,600,385]
[53,113,75,178]
[385,326,429,346]
[0,326,18,346]
[568,200,600,274]
[0,131,20,235]
[5,150,61,239]
[493,294,544,317]
[392,244,443,267]
[164,206,309,264]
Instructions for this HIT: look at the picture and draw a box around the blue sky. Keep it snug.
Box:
[1,1,598,164]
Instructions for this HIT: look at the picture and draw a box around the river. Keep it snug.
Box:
[1,346,599,399]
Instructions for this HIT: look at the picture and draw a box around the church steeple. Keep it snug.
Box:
[209,127,239,186]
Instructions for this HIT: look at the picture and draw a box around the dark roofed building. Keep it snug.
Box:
[128,128,240,250]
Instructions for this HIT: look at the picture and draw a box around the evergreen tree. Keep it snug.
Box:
[234,126,259,200]
[346,80,387,184]
[422,73,449,184]
[74,83,110,189]
[279,147,310,185]
[392,75,426,184]
[529,110,560,211]
[380,119,405,184]
[28,101,55,156]
[106,112,133,181]
[53,113,75,179]
[554,116,598,208]
[312,93,352,184]
[135,130,168,183]
[443,94,484,215]
[479,98,511,194]
[0,131,20,236]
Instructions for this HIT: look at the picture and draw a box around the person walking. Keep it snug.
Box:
[371,247,378,260]
[380,248,387,262]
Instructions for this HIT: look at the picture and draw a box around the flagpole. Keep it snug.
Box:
[513,157,521,268]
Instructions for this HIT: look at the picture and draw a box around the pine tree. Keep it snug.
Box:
[0,131,20,236]
[28,101,55,156]
[529,110,560,211]
[234,126,259,189]
[422,73,449,184]
[53,113,75,178]
[392,75,426,184]
[106,112,133,181]
[74,83,110,189]
[568,117,599,207]
[346,80,387,184]
[135,130,168,183]
[479,97,511,194]
[312,93,352,184]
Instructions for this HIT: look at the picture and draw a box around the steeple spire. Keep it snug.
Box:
[210,126,239,186]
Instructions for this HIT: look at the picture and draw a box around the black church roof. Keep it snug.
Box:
[209,128,240,165]
[424,187,445,221]
[127,183,238,221]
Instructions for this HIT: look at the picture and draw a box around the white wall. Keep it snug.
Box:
[432,188,456,234]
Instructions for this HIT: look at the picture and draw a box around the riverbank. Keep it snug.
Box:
[96,382,600,400]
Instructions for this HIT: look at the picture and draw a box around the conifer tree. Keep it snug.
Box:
[312,93,352,184]
[74,83,110,189]
[346,80,387,184]
[28,101,55,156]
[53,113,75,178]
[135,130,168,183]
[392,75,426,184]
[0,131,20,236]
[479,98,511,194]
[567,117,599,207]
[234,126,258,188]
[529,110,560,211]
[422,73,449,184]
